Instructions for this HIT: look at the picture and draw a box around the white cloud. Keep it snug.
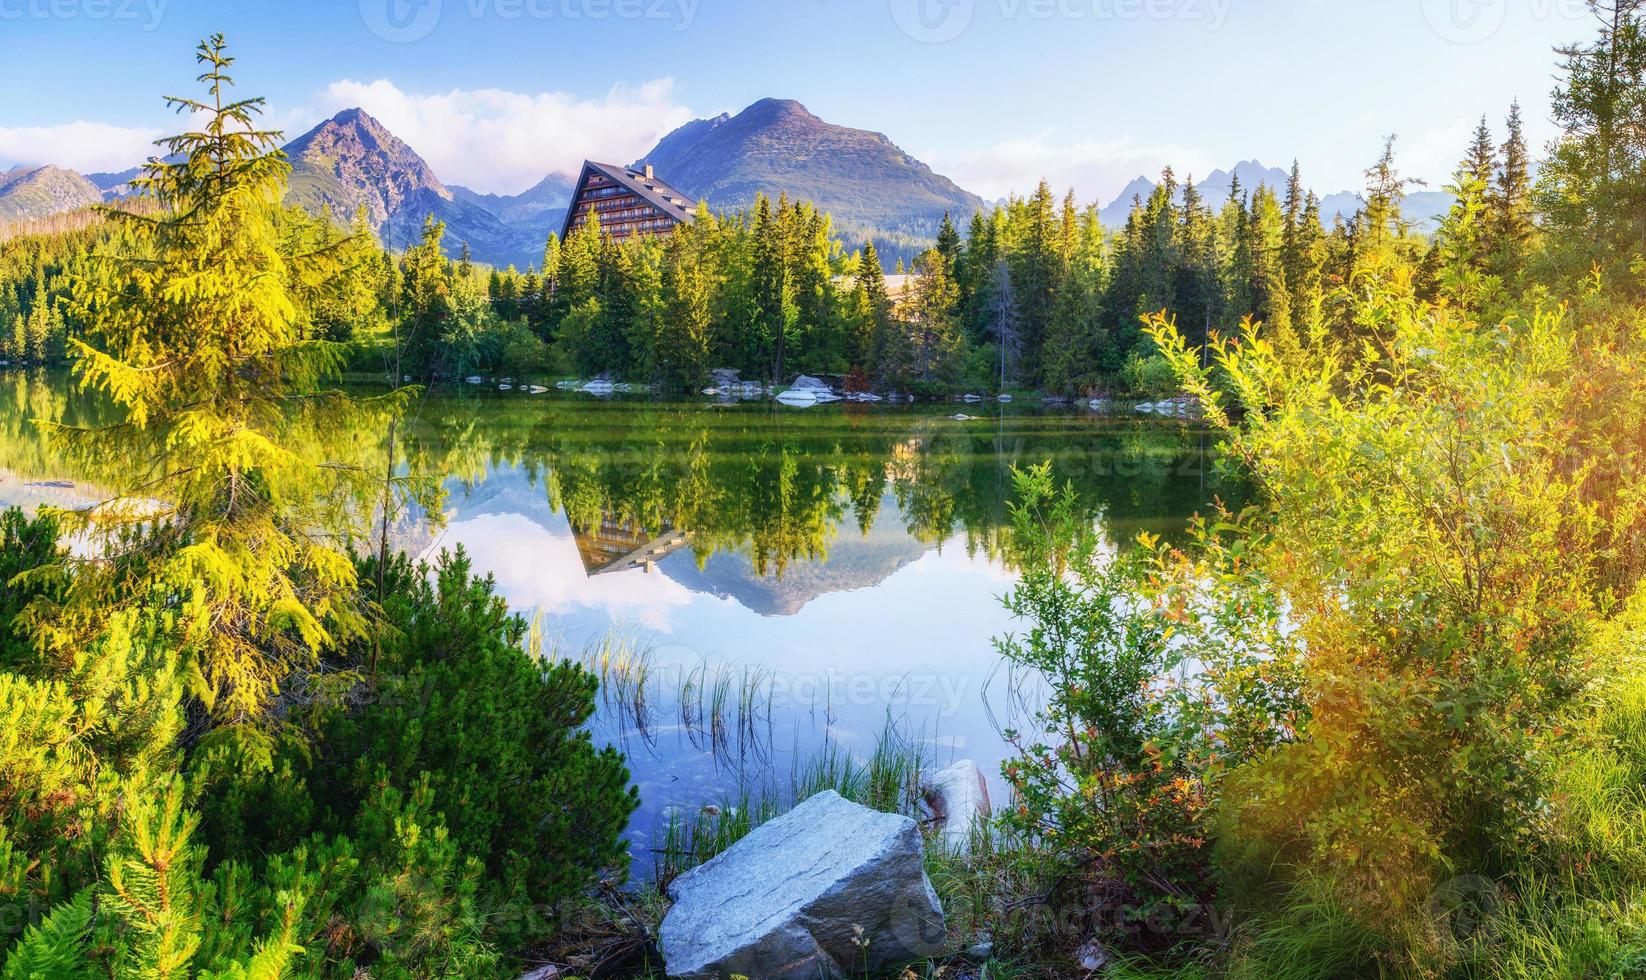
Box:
[309,78,697,194]
[927,131,1217,207]
[0,121,164,174]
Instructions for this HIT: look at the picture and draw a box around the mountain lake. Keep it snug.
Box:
[0,370,1243,872]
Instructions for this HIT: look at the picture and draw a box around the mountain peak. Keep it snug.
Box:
[283,107,449,226]
[0,164,103,222]
[635,97,983,261]
[742,98,816,122]
[328,106,376,126]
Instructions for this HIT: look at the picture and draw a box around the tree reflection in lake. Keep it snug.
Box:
[386,388,1245,586]
[0,370,1244,864]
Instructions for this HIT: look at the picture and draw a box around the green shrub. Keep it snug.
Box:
[1120,352,1180,399]
[0,507,61,669]
[1149,291,1624,965]
[994,465,1220,958]
[204,548,638,954]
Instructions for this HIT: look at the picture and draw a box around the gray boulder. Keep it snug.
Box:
[660,791,946,979]
[790,374,831,392]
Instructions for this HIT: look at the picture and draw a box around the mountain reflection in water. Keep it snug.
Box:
[0,371,1244,865]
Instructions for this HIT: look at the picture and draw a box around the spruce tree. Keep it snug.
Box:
[907,247,963,383]
[1433,121,1499,310]
[959,211,997,346]
[935,211,962,270]
[1010,180,1062,385]
[50,36,380,721]
[1489,100,1536,283]
[852,242,892,371]
[656,233,712,388]
[1539,0,1646,285]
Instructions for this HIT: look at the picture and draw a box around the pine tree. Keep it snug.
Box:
[1433,122,1499,309]
[590,235,638,374]
[400,216,455,375]
[1175,177,1220,344]
[1489,100,1537,284]
[752,195,796,380]
[1354,136,1428,281]
[906,248,963,383]
[1280,162,1326,344]
[1539,0,1646,285]
[959,211,997,347]
[1246,185,1292,334]
[1466,115,1497,188]
[656,234,712,389]
[50,36,378,722]
[852,242,892,371]
[1289,192,1327,341]
[791,206,840,372]
[935,212,962,270]
[986,257,1021,391]
[1010,180,1062,385]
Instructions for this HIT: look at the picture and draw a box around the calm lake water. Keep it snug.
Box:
[0,370,1240,873]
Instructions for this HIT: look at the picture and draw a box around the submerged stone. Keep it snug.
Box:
[920,760,992,854]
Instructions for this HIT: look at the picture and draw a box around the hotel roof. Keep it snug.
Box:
[561,160,700,240]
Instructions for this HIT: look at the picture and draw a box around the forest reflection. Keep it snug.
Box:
[0,370,1243,582]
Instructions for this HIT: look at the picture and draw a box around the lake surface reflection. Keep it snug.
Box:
[0,371,1241,871]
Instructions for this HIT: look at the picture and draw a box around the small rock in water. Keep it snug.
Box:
[920,760,992,854]
[660,791,945,979]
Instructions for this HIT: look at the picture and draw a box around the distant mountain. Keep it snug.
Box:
[86,166,142,192]
[1315,189,1455,230]
[636,98,986,261]
[1098,159,1455,230]
[658,493,931,617]
[449,172,576,254]
[282,108,544,266]
[0,165,103,222]
[87,153,184,200]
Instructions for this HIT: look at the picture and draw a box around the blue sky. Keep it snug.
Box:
[0,0,1593,204]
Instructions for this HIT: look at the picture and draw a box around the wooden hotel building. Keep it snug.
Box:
[560,161,698,244]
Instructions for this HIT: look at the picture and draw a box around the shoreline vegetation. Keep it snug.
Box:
[4,2,1646,976]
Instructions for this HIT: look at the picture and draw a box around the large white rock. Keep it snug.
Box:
[660,791,946,979]
[921,760,993,854]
